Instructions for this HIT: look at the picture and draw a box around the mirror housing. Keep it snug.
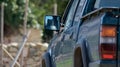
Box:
[44,15,61,31]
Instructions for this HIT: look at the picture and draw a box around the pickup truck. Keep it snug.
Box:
[41,0,120,67]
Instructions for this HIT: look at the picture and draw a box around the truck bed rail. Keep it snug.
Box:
[81,7,120,21]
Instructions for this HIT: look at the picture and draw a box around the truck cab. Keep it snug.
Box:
[42,0,120,67]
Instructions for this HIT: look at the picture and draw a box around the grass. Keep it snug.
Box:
[56,58,73,67]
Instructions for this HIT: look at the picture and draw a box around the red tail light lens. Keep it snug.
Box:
[100,44,116,60]
[100,26,116,60]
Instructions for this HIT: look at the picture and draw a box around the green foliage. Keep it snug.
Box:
[0,0,68,41]
[0,0,25,36]
[57,0,68,15]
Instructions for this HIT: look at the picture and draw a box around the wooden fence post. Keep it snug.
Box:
[0,2,4,67]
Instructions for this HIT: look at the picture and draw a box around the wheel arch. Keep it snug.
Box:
[74,43,89,67]
[74,47,83,67]
[41,52,52,67]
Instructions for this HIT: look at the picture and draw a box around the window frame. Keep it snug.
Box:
[62,0,80,31]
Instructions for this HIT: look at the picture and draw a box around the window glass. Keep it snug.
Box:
[64,0,79,30]
[83,0,96,15]
[94,0,120,8]
[94,0,100,8]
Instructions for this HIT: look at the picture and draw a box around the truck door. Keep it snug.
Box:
[59,0,88,67]
[53,0,75,67]
[55,0,80,67]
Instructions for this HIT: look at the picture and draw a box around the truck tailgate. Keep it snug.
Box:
[117,17,120,67]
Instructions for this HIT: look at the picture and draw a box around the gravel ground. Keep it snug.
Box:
[2,42,48,67]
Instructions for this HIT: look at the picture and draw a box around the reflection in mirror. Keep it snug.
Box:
[44,15,61,31]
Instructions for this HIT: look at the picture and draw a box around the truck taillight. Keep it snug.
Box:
[101,26,116,37]
[100,26,117,60]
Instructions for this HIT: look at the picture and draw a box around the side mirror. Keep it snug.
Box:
[44,15,61,31]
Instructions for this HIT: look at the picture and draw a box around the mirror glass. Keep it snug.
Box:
[44,15,61,31]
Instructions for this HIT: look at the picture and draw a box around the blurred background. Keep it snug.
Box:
[0,0,68,67]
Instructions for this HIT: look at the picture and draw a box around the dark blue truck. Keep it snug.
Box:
[41,0,120,67]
